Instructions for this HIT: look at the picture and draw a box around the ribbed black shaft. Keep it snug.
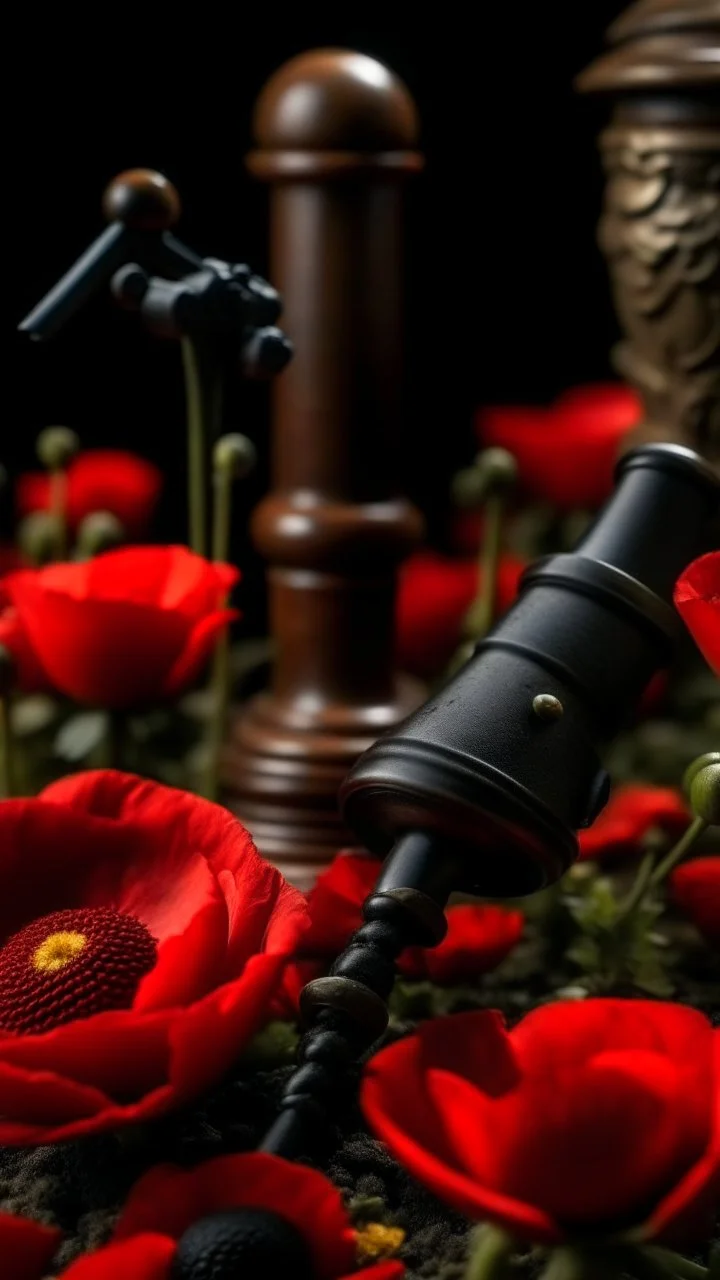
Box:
[260,834,453,1158]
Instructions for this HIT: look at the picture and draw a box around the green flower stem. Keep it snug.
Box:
[0,694,13,798]
[538,1248,618,1280]
[615,849,657,922]
[103,712,126,772]
[203,452,234,803]
[49,468,68,560]
[645,1248,709,1280]
[466,491,505,642]
[649,815,708,888]
[181,337,224,557]
[614,1245,708,1280]
[464,1225,517,1280]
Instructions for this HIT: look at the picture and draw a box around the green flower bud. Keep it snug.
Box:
[452,448,518,509]
[75,511,125,558]
[36,426,80,471]
[213,433,257,480]
[684,752,720,826]
[18,511,62,566]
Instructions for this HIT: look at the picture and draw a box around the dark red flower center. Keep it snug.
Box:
[172,1210,314,1279]
[0,906,157,1034]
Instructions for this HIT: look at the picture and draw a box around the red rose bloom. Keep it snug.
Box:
[362,1001,719,1246]
[17,450,162,538]
[674,552,720,676]
[0,546,237,707]
[396,551,526,679]
[477,383,642,511]
[671,857,720,949]
[0,770,308,1144]
[0,1212,61,1280]
[300,852,523,985]
[578,784,689,863]
[59,1155,404,1279]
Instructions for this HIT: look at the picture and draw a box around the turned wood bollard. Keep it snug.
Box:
[578,0,720,465]
[222,50,425,889]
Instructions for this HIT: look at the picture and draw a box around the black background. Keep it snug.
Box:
[8,5,625,616]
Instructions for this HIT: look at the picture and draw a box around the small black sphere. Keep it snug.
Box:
[171,1209,315,1280]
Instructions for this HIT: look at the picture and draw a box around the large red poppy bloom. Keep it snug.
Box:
[477,384,642,511]
[670,857,720,949]
[577,784,689,863]
[299,852,523,985]
[0,1212,61,1280]
[362,1001,719,1246]
[58,1155,404,1279]
[0,770,308,1145]
[674,552,720,676]
[0,546,237,707]
[396,551,526,679]
[17,450,162,538]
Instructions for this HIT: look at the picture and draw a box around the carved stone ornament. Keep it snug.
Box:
[577,0,720,465]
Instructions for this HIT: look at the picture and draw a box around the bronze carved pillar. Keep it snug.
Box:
[578,1,720,464]
[222,50,425,889]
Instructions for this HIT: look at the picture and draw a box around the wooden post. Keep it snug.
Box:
[577,1,720,466]
[222,50,425,888]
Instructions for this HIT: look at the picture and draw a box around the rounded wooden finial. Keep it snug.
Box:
[101,169,181,230]
[253,49,419,152]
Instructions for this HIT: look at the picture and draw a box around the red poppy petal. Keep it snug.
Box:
[167,954,290,1102]
[0,609,51,693]
[7,576,190,707]
[304,852,381,957]
[69,451,162,537]
[0,1008,172,1098]
[133,902,229,1010]
[60,1234,175,1280]
[645,1029,720,1245]
[0,1212,62,1280]
[0,797,157,941]
[114,1155,356,1279]
[162,609,239,698]
[39,772,232,946]
[350,1266,405,1280]
[670,857,720,949]
[578,785,689,863]
[398,905,524,984]
[0,1058,111,1130]
[362,1016,561,1243]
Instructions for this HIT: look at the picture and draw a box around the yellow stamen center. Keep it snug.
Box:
[355,1222,406,1261]
[32,931,87,973]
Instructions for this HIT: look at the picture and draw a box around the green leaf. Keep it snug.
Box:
[11,695,59,737]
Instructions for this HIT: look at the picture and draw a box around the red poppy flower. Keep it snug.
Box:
[0,546,238,707]
[578,784,689,863]
[396,551,526,679]
[17,450,162,538]
[477,383,642,511]
[0,770,308,1145]
[59,1155,404,1279]
[362,1001,719,1246]
[674,552,720,676]
[300,852,523,985]
[670,857,720,949]
[0,1212,61,1280]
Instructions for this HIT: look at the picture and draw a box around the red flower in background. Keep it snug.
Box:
[674,552,720,676]
[0,770,307,1145]
[60,1155,404,1279]
[477,384,642,511]
[17,450,162,538]
[362,1001,719,1246]
[671,857,720,949]
[298,852,523,986]
[578,784,689,863]
[0,1212,61,1280]
[396,551,526,679]
[0,546,237,706]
